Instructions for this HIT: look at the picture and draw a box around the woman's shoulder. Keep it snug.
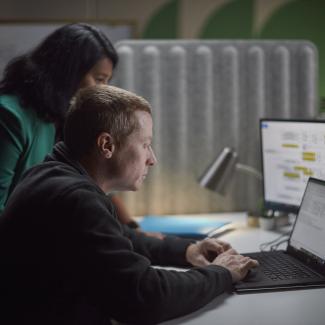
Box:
[0,94,34,131]
[0,94,31,120]
[0,94,21,110]
[0,93,55,139]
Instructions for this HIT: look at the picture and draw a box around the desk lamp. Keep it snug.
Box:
[198,147,262,195]
[198,147,263,227]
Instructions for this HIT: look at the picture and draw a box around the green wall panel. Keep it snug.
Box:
[199,0,254,39]
[142,0,179,39]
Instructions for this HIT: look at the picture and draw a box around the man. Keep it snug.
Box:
[0,85,258,325]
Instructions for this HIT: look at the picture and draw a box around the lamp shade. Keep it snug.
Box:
[198,147,238,194]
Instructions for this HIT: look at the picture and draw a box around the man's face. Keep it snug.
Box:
[110,111,157,191]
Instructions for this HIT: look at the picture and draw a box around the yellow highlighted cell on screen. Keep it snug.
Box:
[282,143,299,148]
[283,172,300,178]
[302,152,316,161]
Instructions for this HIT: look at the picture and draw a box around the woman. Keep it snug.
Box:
[0,23,117,214]
[0,23,163,238]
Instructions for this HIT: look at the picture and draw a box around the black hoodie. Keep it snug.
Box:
[0,142,232,325]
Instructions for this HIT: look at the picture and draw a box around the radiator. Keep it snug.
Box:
[112,40,318,215]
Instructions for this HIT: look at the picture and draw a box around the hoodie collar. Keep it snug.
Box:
[45,142,90,177]
[45,142,108,195]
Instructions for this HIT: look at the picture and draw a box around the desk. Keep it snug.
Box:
[153,213,325,325]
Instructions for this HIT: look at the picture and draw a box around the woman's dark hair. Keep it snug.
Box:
[0,23,118,124]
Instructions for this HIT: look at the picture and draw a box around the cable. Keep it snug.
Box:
[270,238,290,251]
[259,231,291,252]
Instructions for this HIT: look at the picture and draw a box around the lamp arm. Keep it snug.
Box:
[236,163,263,181]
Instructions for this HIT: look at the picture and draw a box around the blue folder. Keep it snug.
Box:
[139,216,230,239]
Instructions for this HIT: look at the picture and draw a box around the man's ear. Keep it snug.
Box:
[97,132,115,159]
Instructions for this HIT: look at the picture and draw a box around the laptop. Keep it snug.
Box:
[235,177,325,293]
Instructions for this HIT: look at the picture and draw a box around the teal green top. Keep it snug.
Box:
[0,95,55,214]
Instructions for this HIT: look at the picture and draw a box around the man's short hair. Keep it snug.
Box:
[64,85,152,158]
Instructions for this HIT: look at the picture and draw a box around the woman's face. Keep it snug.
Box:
[79,57,114,89]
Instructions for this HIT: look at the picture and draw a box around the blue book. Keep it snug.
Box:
[139,215,230,239]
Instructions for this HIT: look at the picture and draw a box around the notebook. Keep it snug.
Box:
[139,215,231,239]
[235,177,325,293]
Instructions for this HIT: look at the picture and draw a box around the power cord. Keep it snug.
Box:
[259,231,291,252]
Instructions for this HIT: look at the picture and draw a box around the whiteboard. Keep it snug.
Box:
[0,22,133,77]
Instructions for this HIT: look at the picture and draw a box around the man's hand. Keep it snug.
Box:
[212,249,259,282]
[186,238,232,267]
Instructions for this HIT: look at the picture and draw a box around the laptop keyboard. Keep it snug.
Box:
[257,253,321,281]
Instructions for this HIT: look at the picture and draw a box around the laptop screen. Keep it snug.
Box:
[290,178,325,261]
